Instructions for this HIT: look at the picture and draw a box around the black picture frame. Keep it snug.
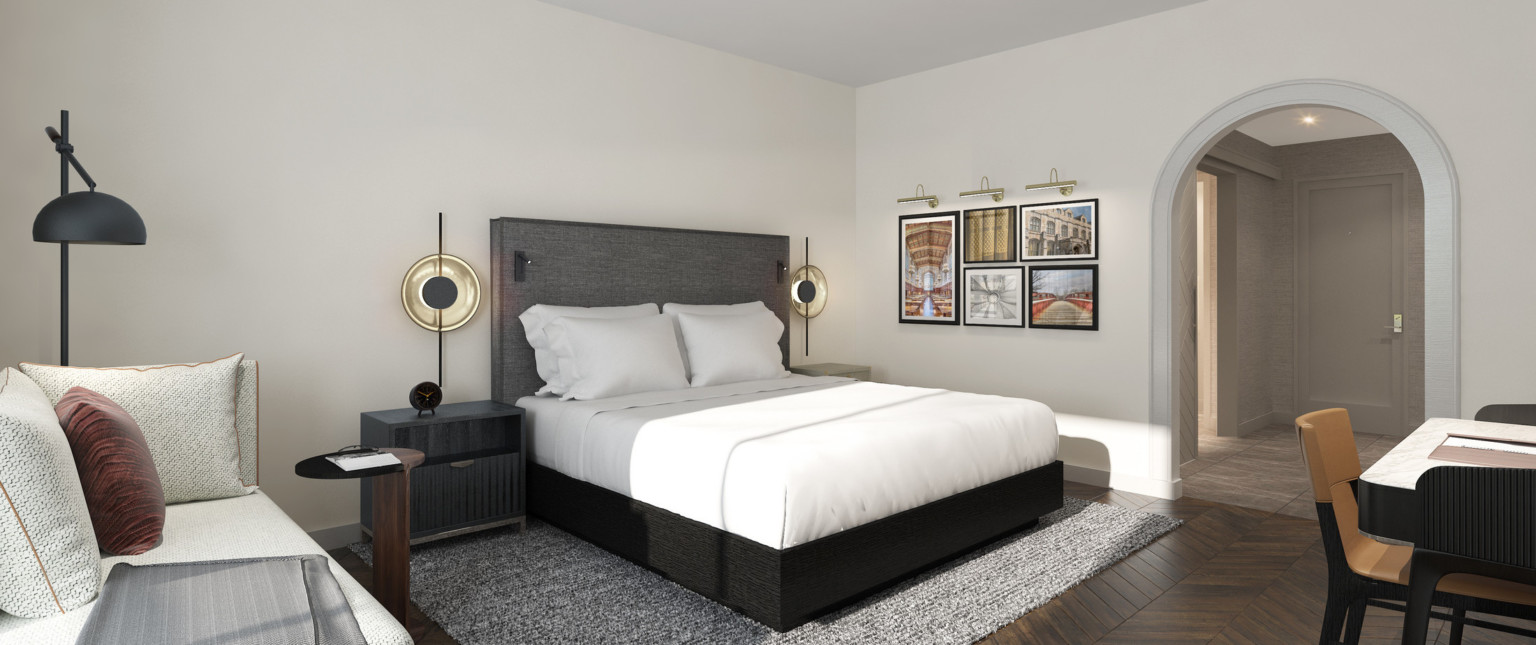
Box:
[1020,198,1098,262]
[898,211,961,325]
[962,266,1027,327]
[1028,264,1099,331]
[961,205,1018,265]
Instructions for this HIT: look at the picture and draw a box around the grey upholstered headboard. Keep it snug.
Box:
[490,217,790,403]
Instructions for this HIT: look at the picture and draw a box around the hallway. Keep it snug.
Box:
[1180,424,1402,519]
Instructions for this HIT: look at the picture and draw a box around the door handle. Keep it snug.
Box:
[1383,314,1403,334]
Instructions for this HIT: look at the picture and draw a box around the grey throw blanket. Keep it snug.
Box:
[76,555,368,645]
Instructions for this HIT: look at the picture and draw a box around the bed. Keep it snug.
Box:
[490,217,1064,631]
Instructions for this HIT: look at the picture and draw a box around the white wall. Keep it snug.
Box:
[854,0,1536,497]
[0,0,855,532]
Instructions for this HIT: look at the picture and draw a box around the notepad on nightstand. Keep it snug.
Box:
[325,451,401,471]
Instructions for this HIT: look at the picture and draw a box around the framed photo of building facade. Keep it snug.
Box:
[962,267,1025,327]
[1020,198,1097,261]
[899,212,960,324]
[1028,265,1098,330]
[962,206,1017,264]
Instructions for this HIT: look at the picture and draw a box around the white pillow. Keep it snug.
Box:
[0,368,100,618]
[20,353,248,504]
[675,310,789,387]
[519,304,658,396]
[547,314,689,401]
[661,302,769,316]
[661,302,770,379]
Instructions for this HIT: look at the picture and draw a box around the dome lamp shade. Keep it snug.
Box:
[35,109,147,366]
[33,191,146,245]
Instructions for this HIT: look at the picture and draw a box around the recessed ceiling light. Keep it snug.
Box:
[1301,115,1318,125]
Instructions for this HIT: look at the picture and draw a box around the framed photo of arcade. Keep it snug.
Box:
[899,212,960,325]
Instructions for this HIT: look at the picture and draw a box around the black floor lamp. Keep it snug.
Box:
[32,110,146,366]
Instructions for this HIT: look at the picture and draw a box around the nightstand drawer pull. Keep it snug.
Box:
[449,459,475,469]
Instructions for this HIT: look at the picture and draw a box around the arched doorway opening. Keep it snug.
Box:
[1149,79,1460,491]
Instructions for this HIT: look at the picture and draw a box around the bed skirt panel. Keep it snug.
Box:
[529,460,1064,631]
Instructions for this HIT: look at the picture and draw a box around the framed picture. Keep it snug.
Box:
[899,211,960,325]
[962,206,1018,264]
[1029,265,1098,330]
[1020,198,1097,261]
[963,267,1025,327]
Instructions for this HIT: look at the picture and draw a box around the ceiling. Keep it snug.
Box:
[536,0,1205,87]
[1236,107,1390,147]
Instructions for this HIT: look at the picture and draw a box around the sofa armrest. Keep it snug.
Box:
[237,360,259,487]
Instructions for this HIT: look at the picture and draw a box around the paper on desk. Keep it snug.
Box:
[1443,436,1536,457]
[325,452,401,471]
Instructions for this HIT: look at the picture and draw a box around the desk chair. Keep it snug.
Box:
[1474,404,1536,426]
[1296,409,1536,644]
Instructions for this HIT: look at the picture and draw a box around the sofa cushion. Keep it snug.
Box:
[21,354,250,504]
[55,387,166,556]
[0,368,100,618]
[0,492,411,645]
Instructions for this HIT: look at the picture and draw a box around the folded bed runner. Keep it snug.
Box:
[76,555,366,645]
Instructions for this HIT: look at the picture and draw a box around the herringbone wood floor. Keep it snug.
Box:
[330,481,1536,644]
[977,481,1536,645]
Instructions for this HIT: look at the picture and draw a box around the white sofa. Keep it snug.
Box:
[0,361,411,645]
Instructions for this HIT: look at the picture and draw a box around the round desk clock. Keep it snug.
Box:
[409,381,443,414]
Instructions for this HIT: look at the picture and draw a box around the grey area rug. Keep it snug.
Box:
[351,497,1180,644]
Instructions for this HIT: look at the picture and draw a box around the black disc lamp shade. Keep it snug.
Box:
[34,109,146,366]
[33,191,146,244]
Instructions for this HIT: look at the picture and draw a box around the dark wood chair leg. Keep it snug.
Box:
[1447,606,1465,645]
[1321,585,1352,645]
[1344,598,1367,644]
[1402,555,1446,645]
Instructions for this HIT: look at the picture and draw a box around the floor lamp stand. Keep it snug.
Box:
[33,108,147,368]
[56,110,71,366]
[60,242,69,366]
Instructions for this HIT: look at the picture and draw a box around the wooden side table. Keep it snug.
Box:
[789,362,872,381]
[296,447,425,635]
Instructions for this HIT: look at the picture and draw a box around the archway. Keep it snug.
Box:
[1149,79,1459,491]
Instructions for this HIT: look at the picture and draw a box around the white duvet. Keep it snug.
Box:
[520,376,1057,549]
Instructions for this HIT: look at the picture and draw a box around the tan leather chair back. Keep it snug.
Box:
[1295,408,1363,503]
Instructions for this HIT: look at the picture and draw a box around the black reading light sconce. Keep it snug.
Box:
[33,110,147,366]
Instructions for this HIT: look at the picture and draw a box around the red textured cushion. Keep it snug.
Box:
[54,387,166,556]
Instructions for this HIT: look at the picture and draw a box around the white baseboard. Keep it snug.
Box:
[1064,463,1182,500]
[1238,410,1294,436]
[308,523,363,551]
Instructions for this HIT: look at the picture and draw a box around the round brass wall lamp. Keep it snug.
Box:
[399,213,480,415]
[401,253,480,331]
[791,265,827,319]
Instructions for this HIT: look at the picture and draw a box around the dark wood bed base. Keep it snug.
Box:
[529,460,1064,631]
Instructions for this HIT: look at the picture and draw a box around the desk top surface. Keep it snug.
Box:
[1360,417,1536,490]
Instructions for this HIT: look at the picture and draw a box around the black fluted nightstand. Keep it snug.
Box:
[360,401,525,544]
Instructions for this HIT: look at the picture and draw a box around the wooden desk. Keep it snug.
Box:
[296,447,425,636]
[1358,417,1536,543]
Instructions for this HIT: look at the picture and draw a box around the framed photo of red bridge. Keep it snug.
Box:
[899,211,960,325]
[1028,265,1098,330]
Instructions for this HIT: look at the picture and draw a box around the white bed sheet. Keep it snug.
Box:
[518,376,1057,549]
